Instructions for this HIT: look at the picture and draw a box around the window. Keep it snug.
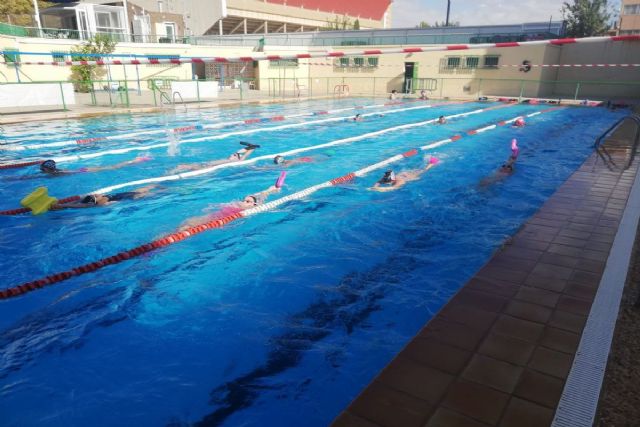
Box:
[163,22,176,43]
[465,57,479,69]
[338,57,349,67]
[446,57,461,69]
[367,57,379,67]
[3,49,20,65]
[269,59,299,68]
[623,4,640,14]
[353,57,365,67]
[483,56,500,68]
[51,51,67,62]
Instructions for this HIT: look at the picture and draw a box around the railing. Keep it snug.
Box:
[0,23,190,44]
[173,91,186,111]
[594,114,640,170]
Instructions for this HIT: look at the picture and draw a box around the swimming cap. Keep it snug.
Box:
[40,159,57,172]
[380,170,396,184]
[81,194,97,205]
[274,155,285,165]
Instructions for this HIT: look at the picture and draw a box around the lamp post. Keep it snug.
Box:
[445,0,451,27]
[32,0,42,37]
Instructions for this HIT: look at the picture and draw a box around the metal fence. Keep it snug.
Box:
[1,77,638,115]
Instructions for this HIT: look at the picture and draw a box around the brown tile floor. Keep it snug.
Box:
[333,148,638,427]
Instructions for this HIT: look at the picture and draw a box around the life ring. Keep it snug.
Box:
[520,60,532,73]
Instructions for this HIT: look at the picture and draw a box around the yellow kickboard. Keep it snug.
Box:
[20,187,58,215]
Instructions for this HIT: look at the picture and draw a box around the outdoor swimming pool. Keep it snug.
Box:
[0,98,628,426]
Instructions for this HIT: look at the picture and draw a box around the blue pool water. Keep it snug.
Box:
[0,99,628,426]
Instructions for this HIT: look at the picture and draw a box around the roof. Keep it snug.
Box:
[265,0,391,21]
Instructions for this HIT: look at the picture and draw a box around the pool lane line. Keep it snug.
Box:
[0,108,564,298]
[0,99,430,153]
[0,104,518,215]
[0,102,452,169]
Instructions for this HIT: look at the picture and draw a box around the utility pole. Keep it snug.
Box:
[445,0,451,27]
[32,0,42,37]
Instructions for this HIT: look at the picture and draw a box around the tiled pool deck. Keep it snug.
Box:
[333,140,637,426]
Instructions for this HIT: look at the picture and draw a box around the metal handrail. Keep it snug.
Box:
[159,91,172,107]
[172,91,186,111]
[594,114,640,170]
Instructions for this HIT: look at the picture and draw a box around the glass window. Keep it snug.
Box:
[483,56,500,68]
[623,4,640,14]
[465,57,479,68]
[446,57,461,69]
[367,57,379,67]
[338,57,349,67]
[269,59,299,68]
[353,57,364,67]
[96,12,111,28]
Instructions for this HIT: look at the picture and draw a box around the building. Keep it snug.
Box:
[43,0,392,38]
[619,0,640,35]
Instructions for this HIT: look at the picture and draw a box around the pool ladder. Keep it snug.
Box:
[594,113,640,171]
[173,91,187,112]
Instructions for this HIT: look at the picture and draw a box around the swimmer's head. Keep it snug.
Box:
[500,163,514,173]
[274,155,285,165]
[81,194,97,205]
[40,159,58,173]
[379,170,396,184]
[354,114,362,121]
[242,195,258,207]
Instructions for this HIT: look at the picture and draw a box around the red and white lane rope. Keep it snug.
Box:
[0,102,441,168]
[0,106,563,299]
[0,99,424,153]
[4,35,639,67]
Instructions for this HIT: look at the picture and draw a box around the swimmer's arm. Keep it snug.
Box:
[51,202,93,209]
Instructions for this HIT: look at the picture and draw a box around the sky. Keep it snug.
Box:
[391,0,622,28]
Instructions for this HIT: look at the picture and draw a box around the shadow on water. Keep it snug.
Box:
[192,191,491,426]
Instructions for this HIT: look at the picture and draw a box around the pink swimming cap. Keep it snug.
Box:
[429,156,440,165]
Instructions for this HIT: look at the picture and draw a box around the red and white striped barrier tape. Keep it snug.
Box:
[0,106,564,299]
[3,35,638,67]
[304,62,640,68]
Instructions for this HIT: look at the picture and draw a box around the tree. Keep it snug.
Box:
[69,35,117,92]
[562,0,611,37]
[323,15,353,31]
[353,19,360,30]
[0,0,53,26]
[416,21,431,28]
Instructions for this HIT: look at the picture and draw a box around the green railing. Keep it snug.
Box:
[0,23,191,44]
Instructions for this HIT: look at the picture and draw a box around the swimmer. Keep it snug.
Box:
[437,116,447,124]
[513,117,525,127]
[53,184,159,209]
[419,90,429,100]
[371,157,439,192]
[171,141,259,173]
[353,113,363,122]
[179,182,282,230]
[39,155,151,176]
[273,155,315,167]
[479,140,519,187]
[389,89,398,100]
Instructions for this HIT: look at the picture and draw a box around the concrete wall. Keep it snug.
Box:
[2,34,639,100]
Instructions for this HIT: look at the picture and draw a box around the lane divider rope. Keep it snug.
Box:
[0,107,564,298]
[0,102,448,168]
[0,104,515,215]
[0,99,427,152]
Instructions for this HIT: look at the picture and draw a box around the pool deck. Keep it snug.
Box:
[333,120,639,426]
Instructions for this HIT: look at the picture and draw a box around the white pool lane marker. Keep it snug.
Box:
[552,162,640,427]
[92,106,501,195]
[0,101,434,153]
